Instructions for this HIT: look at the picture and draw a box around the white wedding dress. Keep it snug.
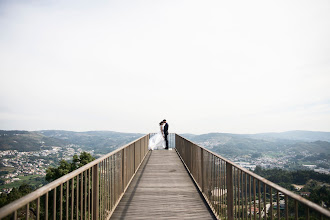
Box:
[148,124,166,150]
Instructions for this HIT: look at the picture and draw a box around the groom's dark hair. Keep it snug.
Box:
[163,119,166,122]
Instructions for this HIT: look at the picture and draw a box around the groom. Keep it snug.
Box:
[163,119,169,149]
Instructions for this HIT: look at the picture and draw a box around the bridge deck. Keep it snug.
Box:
[111,150,216,219]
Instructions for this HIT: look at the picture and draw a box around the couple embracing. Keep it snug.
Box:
[148,119,169,150]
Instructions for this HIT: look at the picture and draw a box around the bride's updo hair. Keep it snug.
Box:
[159,122,163,125]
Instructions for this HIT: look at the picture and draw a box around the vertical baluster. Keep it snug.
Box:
[201,149,204,194]
[26,203,29,220]
[103,160,105,217]
[85,170,87,219]
[105,158,108,215]
[89,168,91,220]
[214,154,216,209]
[60,183,63,220]
[234,168,236,219]
[276,190,281,219]
[225,160,227,219]
[13,210,17,220]
[235,170,238,220]
[103,160,105,219]
[226,162,233,220]
[223,160,226,218]
[53,187,57,220]
[99,161,102,220]
[218,158,220,218]
[92,164,99,220]
[104,158,108,218]
[236,168,238,219]
[216,157,219,217]
[106,158,108,218]
[214,155,217,210]
[238,169,240,219]
[91,168,94,219]
[110,156,113,211]
[270,187,273,220]
[258,181,261,220]
[98,163,101,220]
[295,200,298,220]
[306,207,309,220]
[221,158,224,217]
[107,159,109,218]
[209,154,212,209]
[263,183,266,219]
[110,155,114,210]
[253,178,256,220]
[224,160,226,219]
[104,159,106,219]
[245,173,248,220]
[222,159,225,219]
[100,161,103,220]
[113,155,116,214]
[66,180,69,220]
[71,178,74,220]
[219,159,222,217]
[76,175,79,220]
[242,171,245,220]
[285,195,288,220]
[110,155,113,210]
[249,175,252,220]
[114,155,116,209]
[37,197,40,220]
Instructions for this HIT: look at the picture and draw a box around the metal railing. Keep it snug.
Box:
[0,134,150,220]
[175,134,330,220]
[2,133,329,220]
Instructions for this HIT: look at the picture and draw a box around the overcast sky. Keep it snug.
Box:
[0,0,329,134]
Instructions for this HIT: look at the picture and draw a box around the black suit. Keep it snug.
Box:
[164,123,169,149]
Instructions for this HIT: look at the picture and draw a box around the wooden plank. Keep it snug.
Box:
[111,150,216,219]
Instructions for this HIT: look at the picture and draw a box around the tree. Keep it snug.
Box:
[46,152,95,182]
[0,183,33,208]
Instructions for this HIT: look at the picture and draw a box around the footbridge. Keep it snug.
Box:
[0,134,329,219]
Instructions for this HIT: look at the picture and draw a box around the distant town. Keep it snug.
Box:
[197,139,330,175]
[0,145,94,194]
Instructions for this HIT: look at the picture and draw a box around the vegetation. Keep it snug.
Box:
[254,166,330,209]
[0,183,33,208]
[254,166,330,186]
[0,175,47,190]
[0,152,95,212]
[46,152,95,182]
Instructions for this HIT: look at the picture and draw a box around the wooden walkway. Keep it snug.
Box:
[111,150,216,219]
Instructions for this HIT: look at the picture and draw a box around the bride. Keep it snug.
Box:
[148,121,166,150]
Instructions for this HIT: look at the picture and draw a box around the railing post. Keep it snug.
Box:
[226,162,234,220]
[201,149,204,192]
[122,149,125,192]
[92,164,99,220]
[133,143,136,172]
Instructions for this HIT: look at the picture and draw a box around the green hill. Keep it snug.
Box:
[0,130,65,151]
[181,131,330,158]
[0,130,144,154]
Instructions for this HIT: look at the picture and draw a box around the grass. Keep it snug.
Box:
[0,175,44,189]
[0,167,15,172]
